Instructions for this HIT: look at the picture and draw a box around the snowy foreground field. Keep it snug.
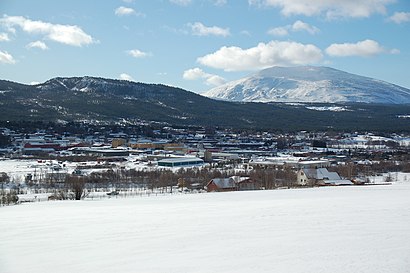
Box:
[2,176,410,273]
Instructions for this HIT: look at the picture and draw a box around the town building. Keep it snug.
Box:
[297,168,353,186]
[157,157,204,167]
[206,176,260,192]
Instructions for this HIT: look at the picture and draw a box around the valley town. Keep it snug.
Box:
[1,121,410,205]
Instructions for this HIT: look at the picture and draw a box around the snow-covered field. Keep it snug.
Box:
[1,175,410,273]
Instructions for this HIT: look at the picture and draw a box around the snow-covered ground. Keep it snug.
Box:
[1,174,410,273]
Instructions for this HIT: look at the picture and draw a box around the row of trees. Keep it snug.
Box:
[45,166,298,200]
[329,160,410,180]
[3,158,409,202]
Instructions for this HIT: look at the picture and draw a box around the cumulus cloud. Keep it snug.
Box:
[0,15,95,47]
[183,68,208,80]
[197,40,323,71]
[268,20,319,36]
[188,22,230,37]
[389,12,410,24]
[26,40,49,50]
[170,0,192,6]
[119,73,135,81]
[0,50,15,64]
[0,32,10,42]
[249,0,394,19]
[292,20,319,34]
[127,49,150,58]
[115,6,136,16]
[267,27,289,36]
[183,67,226,86]
[326,39,385,57]
[205,75,227,86]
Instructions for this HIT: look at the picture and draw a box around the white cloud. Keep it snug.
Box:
[170,0,192,6]
[0,15,95,47]
[30,81,40,85]
[240,30,251,36]
[249,0,394,19]
[26,40,49,50]
[188,22,230,37]
[197,40,323,71]
[268,20,319,36]
[267,26,289,36]
[115,6,136,16]
[183,67,226,86]
[326,39,385,57]
[292,20,319,34]
[214,0,227,6]
[0,50,16,64]
[119,73,135,81]
[389,12,410,24]
[183,67,207,80]
[127,49,150,58]
[390,48,400,54]
[170,0,229,9]
[0,32,10,42]
[205,74,227,86]
[122,0,135,3]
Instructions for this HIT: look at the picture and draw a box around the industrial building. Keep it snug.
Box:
[157,157,204,167]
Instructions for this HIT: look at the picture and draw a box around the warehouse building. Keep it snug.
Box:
[158,157,204,167]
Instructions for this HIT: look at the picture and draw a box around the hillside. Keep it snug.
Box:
[1,77,410,131]
[204,66,410,104]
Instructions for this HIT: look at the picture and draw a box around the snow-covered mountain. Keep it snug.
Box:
[203,66,410,104]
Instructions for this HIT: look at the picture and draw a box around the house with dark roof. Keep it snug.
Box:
[206,176,260,192]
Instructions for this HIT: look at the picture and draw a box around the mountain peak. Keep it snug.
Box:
[204,66,410,104]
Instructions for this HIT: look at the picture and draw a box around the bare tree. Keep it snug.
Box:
[65,175,86,200]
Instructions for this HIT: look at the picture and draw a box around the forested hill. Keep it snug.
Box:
[0,76,409,131]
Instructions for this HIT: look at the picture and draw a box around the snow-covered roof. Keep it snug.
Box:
[324,179,353,186]
[210,178,235,189]
[209,176,252,189]
[230,176,251,183]
[303,168,341,180]
[158,157,204,164]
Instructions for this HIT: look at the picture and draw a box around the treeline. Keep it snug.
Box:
[21,166,297,200]
[3,160,409,203]
[0,190,18,206]
[329,160,410,180]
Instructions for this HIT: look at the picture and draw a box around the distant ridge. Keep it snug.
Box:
[203,66,410,104]
[0,76,410,131]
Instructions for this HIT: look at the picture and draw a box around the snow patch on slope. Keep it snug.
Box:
[306,106,351,112]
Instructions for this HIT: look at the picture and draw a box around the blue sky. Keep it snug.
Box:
[1,0,409,93]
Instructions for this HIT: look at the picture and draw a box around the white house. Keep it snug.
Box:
[297,168,352,186]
